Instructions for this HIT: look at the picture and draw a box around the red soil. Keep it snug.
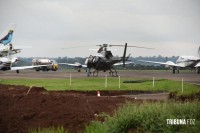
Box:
[0,84,134,133]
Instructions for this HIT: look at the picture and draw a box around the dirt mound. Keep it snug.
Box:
[0,84,136,133]
[0,84,46,95]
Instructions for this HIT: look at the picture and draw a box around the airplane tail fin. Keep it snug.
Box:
[0,24,16,45]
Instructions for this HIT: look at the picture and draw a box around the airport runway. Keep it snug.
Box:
[0,70,200,85]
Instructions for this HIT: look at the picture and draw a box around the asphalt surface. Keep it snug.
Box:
[0,69,200,85]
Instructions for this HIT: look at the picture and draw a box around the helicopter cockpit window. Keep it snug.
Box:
[105,51,113,58]
[50,60,56,64]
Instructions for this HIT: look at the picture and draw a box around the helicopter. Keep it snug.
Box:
[84,43,132,76]
[60,43,153,76]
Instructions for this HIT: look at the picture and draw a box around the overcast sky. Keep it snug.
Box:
[0,0,200,58]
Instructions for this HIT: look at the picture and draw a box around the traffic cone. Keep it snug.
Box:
[97,91,100,97]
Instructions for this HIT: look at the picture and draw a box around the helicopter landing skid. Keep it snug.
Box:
[109,67,118,77]
[87,68,118,77]
[92,69,99,77]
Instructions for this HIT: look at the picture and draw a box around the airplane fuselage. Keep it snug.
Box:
[0,57,12,70]
[176,56,200,68]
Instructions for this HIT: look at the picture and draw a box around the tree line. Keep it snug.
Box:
[14,55,179,70]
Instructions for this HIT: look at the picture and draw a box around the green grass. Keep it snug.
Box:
[29,102,200,133]
[0,77,199,95]
[85,101,200,133]
[29,126,68,133]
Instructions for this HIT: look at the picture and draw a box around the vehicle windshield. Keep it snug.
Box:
[50,60,57,64]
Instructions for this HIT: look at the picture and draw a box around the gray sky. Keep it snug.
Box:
[0,0,200,57]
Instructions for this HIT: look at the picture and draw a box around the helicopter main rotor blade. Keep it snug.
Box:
[109,44,154,49]
[61,45,95,50]
[127,46,154,49]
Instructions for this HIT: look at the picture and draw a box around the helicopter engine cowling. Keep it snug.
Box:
[93,56,100,63]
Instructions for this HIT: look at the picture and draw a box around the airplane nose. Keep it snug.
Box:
[11,58,19,64]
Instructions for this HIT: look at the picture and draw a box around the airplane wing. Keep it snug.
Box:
[138,60,169,65]
[11,49,21,54]
[81,65,87,68]
[11,65,49,71]
[0,49,21,57]
[59,63,88,68]
[138,60,179,67]
[114,62,133,66]
[58,63,82,67]
[195,62,200,67]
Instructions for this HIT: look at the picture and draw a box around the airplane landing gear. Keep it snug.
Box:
[172,67,179,74]
[177,69,179,74]
[197,68,200,74]
[16,70,19,74]
[87,68,91,77]
[109,67,118,77]
[172,69,175,74]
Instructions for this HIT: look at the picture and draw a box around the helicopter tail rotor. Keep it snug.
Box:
[126,53,131,60]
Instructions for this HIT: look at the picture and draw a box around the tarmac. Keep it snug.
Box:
[0,70,200,85]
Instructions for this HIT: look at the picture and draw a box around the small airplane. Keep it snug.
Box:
[61,43,152,76]
[0,53,50,74]
[0,24,49,73]
[138,46,200,74]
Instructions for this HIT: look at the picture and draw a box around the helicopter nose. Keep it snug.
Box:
[85,58,88,65]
